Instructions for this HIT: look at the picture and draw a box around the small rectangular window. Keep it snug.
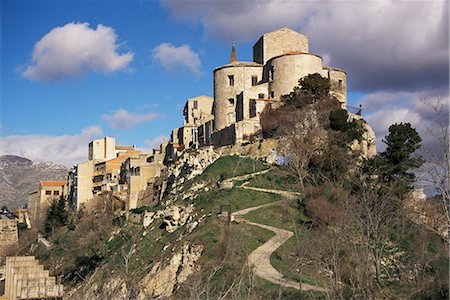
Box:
[54,191,60,196]
[228,98,235,105]
[228,75,234,86]
[251,76,258,86]
[45,190,51,195]
[338,79,343,89]
[258,93,265,99]
[249,99,257,118]
[193,100,198,109]
[270,91,275,98]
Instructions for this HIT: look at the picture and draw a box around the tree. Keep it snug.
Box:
[298,73,331,99]
[329,109,364,142]
[366,123,423,197]
[281,73,331,107]
[418,97,449,243]
[44,196,68,235]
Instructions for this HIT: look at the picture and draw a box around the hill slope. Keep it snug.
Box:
[0,155,68,208]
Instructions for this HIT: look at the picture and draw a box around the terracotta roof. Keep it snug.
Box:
[268,51,323,62]
[40,181,66,187]
[214,61,262,72]
[115,145,135,150]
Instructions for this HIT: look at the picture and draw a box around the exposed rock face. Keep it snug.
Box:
[138,243,203,299]
[162,205,194,233]
[139,205,195,233]
[218,138,280,163]
[349,114,377,159]
[171,147,219,182]
[404,189,448,240]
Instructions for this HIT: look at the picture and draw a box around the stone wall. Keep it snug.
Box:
[0,218,18,254]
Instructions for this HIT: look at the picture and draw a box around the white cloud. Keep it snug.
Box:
[142,135,168,152]
[21,22,133,82]
[161,0,448,92]
[362,91,449,153]
[0,126,103,166]
[152,43,202,76]
[101,109,159,129]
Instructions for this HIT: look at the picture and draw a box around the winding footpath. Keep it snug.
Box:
[231,195,326,292]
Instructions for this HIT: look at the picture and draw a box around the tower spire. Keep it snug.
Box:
[229,39,237,63]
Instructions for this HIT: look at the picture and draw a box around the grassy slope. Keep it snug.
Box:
[246,167,301,192]
[196,155,268,182]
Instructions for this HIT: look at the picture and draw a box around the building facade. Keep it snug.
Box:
[212,27,347,146]
[28,181,67,229]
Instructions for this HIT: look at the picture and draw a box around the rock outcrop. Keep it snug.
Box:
[138,243,203,299]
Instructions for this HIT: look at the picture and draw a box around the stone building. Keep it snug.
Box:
[171,96,214,149]
[212,27,347,146]
[120,143,167,210]
[169,28,349,149]
[28,181,67,229]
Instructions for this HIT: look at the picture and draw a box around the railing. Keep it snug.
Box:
[347,105,362,116]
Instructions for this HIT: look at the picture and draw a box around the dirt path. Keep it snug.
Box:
[239,182,301,199]
[231,198,326,292]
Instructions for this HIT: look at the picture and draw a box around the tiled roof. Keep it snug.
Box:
[115,145,135,150]
[40,181,66,187]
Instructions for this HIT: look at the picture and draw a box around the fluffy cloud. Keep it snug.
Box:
[101,109,159,129]
[152,43,202,76]
[21,22,133,82]
[142,135,168,152]
[362,91,449,154]
[161,0,448,92]
[0,126,103,166]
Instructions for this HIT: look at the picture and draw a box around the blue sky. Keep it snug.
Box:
[1,0,448,166]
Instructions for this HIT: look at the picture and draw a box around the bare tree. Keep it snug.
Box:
[418,97,449,242]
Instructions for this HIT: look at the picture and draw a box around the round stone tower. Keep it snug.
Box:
[213,62,263,131]
[266,52,323,99]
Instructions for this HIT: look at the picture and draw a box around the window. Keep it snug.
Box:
[270,91,275,98]
[228,98,235,105]
[258,93,265,99]
[193,100,198,109]
[54,191,60,196]
[228,75,234,86]
[45,190,51,195]
[338,79,343,89]
[251,76,258,86]
[249,99,257,118]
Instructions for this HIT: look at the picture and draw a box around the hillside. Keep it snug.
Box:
[14,153,447,299]
[0,155,68,208]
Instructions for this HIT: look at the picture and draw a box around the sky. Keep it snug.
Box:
[0,0,448,167]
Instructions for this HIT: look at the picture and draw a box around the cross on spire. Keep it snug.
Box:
[229,39,237,63]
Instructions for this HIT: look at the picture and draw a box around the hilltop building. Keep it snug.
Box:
[120,142,168,210]
[169,27,348,150]
[212,27,347,147]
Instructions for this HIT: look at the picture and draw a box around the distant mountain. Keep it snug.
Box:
[0,155,68,209]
